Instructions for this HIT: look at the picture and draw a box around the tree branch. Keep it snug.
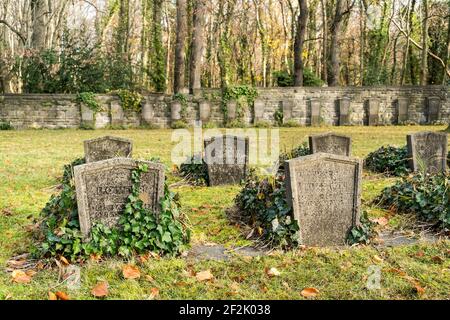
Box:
[0,19,26,45]
[392,18,450,78]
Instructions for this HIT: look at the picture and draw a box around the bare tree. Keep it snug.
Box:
[174,0,188,93]
[189,0,206,94]
[293,0,308,86]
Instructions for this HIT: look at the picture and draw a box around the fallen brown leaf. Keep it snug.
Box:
[122,264,141,279]
[11,270,31,283]
[48,292,57,300]
[372,255,384,263]
[55,291,70,300]
[266,267,281,277]
[91,281,109,298]
[145,275,155,282]
[60,256,69,265]
[149,287,159,299]
[300,287,319,298]
[196,270,214,281]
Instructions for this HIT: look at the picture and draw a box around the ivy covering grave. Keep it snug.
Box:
[231,143,374,248]
[376,172,450,231]
[178,154,209,186]
[364,145,410,176]
[34,158,190,261]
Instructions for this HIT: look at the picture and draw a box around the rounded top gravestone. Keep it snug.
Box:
[83,136,133,163]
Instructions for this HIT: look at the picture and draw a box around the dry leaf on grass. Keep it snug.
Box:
[11,270,31,283]
[372,217,389,226]
[122,264,141,279]
[145,275,155,282]
[59,256,69,265]
[149,287,159,299]
[48,292,57,300]
[372,255,384,263]
[266,267,281,277]
[196,270,214,281]
[55,291,70,300]
[300,287,319,298]
[91,281,109,298]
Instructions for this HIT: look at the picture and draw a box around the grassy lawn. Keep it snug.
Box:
[0,126,449,300]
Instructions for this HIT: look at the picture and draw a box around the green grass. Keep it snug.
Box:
[0,126,449,300]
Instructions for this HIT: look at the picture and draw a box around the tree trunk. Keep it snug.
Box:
[189,0,206,93]
[174,0,188,93]
[293,0,308,86]
[321,0,328,83]
[30,0,48,50]
[420,0,428,85]
[329,0,343,86]
[151,0,166,92]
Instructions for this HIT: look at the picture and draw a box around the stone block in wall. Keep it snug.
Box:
[368,98,380,126]
[81,104,95,127]
[310,99,320,126]
[110,101,124,126]
[282,100,293,123]
[397,98,409,123]
[227,100,237,121]
[141,100,154,125]
[427,96,441,123]
[253,99,265,124]
[199,100,211,122]
[338,97,351,126]
[95,112,110,128]
[171,101,182,121]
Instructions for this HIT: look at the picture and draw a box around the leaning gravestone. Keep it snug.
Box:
[84,136,132,163]
[284,153,362,246]
[204,135,249,186]
[406,131,448,173]
[74,158,165,240]
[309,132,351,156]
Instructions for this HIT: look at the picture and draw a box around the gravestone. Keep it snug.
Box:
[397,98,409,123]
[253,99,265,124]
[282,100,293,122]
[284,153,362,246]
[310,99,320,126]
[203,135,249,186]
[367,98,380,126]
[427,96,441,123]
[170,101,182,121]
[74,158,165,240]
[110,101,124,126]
[309,132,351,156]
[338,97,351,126]
[84,136,133,163]
[406,131,448,173]
[226,100,237,121]
[199,100,211,122]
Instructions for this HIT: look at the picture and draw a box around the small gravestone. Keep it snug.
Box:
[427,97,441,123]
[309,133,351,156]
[282,100,293,122]
[204,135,249,186]
[199,100,211,122]
[338,97,351,126]
[310,99,320,126]
[227,100,237,121]
[285,153,362,246]
[74,158,165,240]
[368,98,380,126]
[253,99,265,124]
[110,101,124,126]
[407,131,448,173]
[397,98,409,123]
[84,136,132,163]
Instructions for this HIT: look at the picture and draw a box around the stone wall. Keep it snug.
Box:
[1,86,449,129]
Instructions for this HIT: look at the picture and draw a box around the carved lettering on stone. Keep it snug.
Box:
[407,131,448,173]
[84,136,133,163]
[309,132,351,156]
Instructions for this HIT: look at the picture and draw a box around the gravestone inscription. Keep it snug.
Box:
[84,136,133,163]
[74,158,165,240]
[284,153,362,246]
[204,135,249,186]
[407,131,448,173]
[309,133,351,156]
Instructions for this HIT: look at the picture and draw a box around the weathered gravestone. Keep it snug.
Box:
[308,132,351,156]
[338,97,351,126]
[310,99,321,126]
[367,98,380,126]
[84,136,132,163]
[253,99,265,124]
[282,100,293,123]
[427,96,441,124]
[284,153,362,246]
[397,98,409,123]
[406,131,448,173]
[204,135,249,186]
[74,158,165,240]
